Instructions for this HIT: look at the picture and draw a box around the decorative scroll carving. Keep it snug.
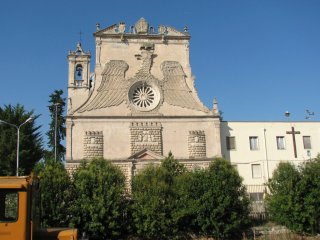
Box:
[183,162,210,171]
[99,24,117,34]
[188,130,206,158]
[133,43,157,80]
[118,22,126,33]
[166,26,188,36]
[135,18,149,34]
[161,61,207,112]
[128,43,162,114]
[84,131,104,159]
[158,25,167,35]
[130,122,162,155]
[95,18,188,37]
[78,60,129,112]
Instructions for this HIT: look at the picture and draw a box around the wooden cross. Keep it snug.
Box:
[286,126,300,158]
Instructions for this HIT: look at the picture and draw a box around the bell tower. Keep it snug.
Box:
[67,42,91,114]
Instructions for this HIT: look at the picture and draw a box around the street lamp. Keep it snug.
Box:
[0,117,33,176]
[49,103,61,162]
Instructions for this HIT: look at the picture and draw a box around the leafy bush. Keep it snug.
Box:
[266,157,320,234]
[70,158,128,239]
[132,156,250,239]
[131,154,186,239]
[186,158,250,239]
[36,160,72,227]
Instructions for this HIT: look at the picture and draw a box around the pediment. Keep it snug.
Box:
[128,149,165,160]
[94,21,189,37]
[165,26,188,36]
[95,24,118,35]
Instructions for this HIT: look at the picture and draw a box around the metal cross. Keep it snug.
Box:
[286,126,300,158]
[79,30,82,43]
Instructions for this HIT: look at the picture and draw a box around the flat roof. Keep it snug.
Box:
[221,120,320,123]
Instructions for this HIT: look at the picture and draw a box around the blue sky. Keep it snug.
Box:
[0,0,319,142]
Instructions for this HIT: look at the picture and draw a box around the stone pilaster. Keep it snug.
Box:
[84,131,104,159]
[188,130,206,158]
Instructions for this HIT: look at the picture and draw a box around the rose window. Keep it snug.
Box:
[132,85,155,107]
[128,81,161,111]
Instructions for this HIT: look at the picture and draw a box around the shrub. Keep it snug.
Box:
[187,158,250,239]
[266,157,320,234]
[131,154,186,239]
[36,160,72,227]
[70,158,128,239]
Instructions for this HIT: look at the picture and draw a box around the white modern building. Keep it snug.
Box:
[221,121,320,186]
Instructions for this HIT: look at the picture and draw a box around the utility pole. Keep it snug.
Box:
[54,103,60,162]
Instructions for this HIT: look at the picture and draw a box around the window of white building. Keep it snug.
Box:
[249,136,259,150]
[249,192,264,201]
[251,164,262,178]
[276,136,285,150]
[226,136,236,150]
[303,136,312,149]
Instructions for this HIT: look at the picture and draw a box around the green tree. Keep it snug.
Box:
[70,159,128,239]
[266,162,302,232]
[0,104,43,175]
[131,154,186,239]
[299,156,320,234]
[266,159,320,234]
[34,160,72,227]
[46,89,66,161]
[187,158,250,239]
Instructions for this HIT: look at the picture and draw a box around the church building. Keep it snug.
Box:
[66,18,221,184]
[65,18,320,192]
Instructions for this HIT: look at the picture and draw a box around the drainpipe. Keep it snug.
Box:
[263,128,270,180]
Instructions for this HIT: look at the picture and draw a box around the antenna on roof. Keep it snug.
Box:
[305,109,315,120]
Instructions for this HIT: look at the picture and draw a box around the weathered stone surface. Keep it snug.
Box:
[66,18,222,183]
[83,131,103,159]
[188,130,206,158]
[130,122,162,155]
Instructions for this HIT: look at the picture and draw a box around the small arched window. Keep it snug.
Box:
[75,64,83,87]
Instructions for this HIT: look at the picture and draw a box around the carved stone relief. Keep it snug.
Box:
[161,61,208,112]
[130,122,162,155]
[84,131,104,159]
[188,130,206,158]
[127,43,163,114]
[135,18,149,34]
[78,60,129,112]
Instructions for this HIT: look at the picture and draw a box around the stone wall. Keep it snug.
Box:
[130,122,162,155]
[84,131,104,159]
[188,130,206,158]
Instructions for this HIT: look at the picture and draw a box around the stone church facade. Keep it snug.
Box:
[65,18,222,183]
[65,18,320,198]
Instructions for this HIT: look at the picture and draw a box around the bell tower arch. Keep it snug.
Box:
[67,42,91,113]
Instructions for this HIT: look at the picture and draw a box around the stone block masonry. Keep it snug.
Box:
[84,131,104,159]
[130,122,162,155]
[188,130,206,158]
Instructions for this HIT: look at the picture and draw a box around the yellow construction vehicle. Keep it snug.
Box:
[0,175,77,240]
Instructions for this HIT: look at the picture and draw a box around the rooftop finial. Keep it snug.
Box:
[135,17,149,34]
[212,97,219,116]
[76,42,83,54]
[96,23,100,31]
[118,22,126,34]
